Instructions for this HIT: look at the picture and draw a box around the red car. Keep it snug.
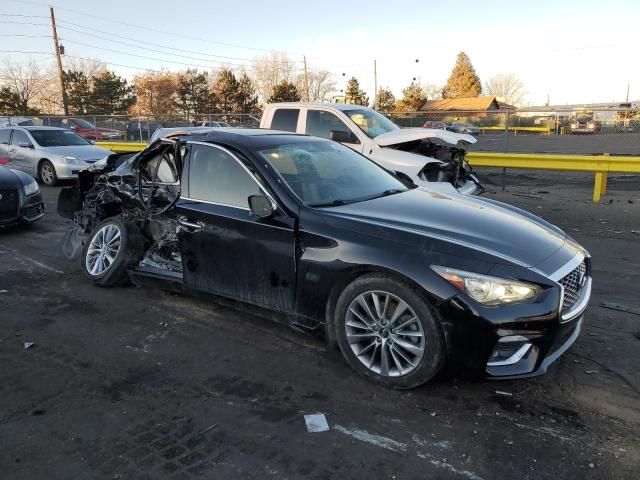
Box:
[43,117,121,141]
[422,120,448,130]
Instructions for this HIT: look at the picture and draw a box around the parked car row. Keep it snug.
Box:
[422,120,481,135]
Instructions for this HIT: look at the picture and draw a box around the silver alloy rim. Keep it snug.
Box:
[345,290,425,377]
[41,163,54,184]
[85,224,121,276]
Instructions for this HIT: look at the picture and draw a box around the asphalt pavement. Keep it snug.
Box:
[1,172,639,479]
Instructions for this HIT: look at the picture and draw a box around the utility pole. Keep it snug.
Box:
[50,7,68,115]
[625,83,630,102]
[303,56,310,102]
[373,59,378,110]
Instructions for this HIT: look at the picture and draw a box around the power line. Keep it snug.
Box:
[56,19,270,63]
[0,13,48,18]
[0,49,52,55]
[0,20,50,27]
[7,0,304,56]
[0,34,50,38]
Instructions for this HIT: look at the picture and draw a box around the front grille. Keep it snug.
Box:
[559,261,587,312]
[0,188,19,220]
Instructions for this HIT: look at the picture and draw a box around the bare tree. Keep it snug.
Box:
[0,57,45,114]
[296,70,335,102]
[483,73,527,106]
[423,83,443,101]
[252,51,299,104]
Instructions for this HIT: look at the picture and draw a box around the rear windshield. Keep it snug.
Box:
[30,130,91,147]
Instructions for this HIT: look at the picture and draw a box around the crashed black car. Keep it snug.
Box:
[58,129,591,388]
[0,164,45,226]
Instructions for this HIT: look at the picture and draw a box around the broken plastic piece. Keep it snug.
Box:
[304,414,329,433]
[23,342,34,349]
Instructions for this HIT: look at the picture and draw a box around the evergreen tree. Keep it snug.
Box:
[344,76,368,106]
[176,69,213,118]
[63,70,91,114]
[211,69,239,113]
[0,86,35,115]
[89,71,136,115]
[375,88,396,111]
[396,82,427,111]
[267,80,300,103]
[442,52,482,99]
[235,72,259,113]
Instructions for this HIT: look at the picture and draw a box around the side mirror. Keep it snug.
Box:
[248,195,275,218]
[329,130,358,144]
[18,142,33,149]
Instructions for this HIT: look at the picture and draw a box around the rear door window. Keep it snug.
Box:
[271,109,300,132]
[0,129,10,145]
[11,130,31,146]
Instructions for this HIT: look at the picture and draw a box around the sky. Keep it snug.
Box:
[2,0,639,106]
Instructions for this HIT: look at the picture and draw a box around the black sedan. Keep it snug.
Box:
[58,130,590,388]
[0,164,45,226]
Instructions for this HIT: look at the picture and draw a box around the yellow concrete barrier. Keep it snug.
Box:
[96,142,638,204]
[480,126,551,135]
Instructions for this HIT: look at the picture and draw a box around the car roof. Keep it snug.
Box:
[20,126,69,131]
[177,128,323,150]
[267,102,372,112]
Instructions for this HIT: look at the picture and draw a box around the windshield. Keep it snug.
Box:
[30,129,91,147]
[344,109,399,138]
[258,140,409,207]
[72,118,95,128]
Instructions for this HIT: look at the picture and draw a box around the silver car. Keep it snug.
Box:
[0,126,111,186]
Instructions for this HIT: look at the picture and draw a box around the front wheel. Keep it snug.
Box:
[39,160,58,186]
[334,274,445,389]
[81,217,144,286]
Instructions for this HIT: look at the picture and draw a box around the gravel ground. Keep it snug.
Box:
[1,171,639,480]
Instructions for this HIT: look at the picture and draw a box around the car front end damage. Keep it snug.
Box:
[57,143,183,279]
[371,128,483,195]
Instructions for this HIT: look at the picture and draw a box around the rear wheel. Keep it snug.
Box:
[38,160,58,187]
[81,217,144,286]
[334,274,445,389]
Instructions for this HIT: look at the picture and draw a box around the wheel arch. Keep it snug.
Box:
[323,264,447,351]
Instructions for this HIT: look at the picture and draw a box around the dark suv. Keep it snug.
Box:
[126,121,163,141]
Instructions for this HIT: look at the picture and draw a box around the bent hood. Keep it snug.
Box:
[0,165,20,187]
[322,188,567,268]
[374,128,477,147]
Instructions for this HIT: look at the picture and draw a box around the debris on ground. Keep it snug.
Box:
[600,302,640,316]
[304,414,329,433]
[495,390,513,397]
[0,289,8,294]
[585,370,599,375]
[199,423,218,434]
[23,342,34,349]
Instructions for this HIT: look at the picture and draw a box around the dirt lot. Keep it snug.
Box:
[1,170,639,480]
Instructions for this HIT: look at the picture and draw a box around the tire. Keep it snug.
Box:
[81,217,145,287]
[334,273,445,389]
[38,160,58,187]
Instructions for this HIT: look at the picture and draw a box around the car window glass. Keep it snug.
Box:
[11,130,31,146]
[0,129,10,144]
[188,144,261,208]
[306,110,352,140]
[271,109,299,132]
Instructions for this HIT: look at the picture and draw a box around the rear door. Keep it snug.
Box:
[176,142,297,313]
[8,129,35,173]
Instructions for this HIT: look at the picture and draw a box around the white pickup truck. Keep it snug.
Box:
[260,102,482,195]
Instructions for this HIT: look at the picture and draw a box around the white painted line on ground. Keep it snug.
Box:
[333,425,408,452]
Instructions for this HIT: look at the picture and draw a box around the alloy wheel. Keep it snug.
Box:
[85,224,121,276]
[40,163,55,185]
[345,290,425,377]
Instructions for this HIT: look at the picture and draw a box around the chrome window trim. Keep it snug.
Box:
[486,343,532,367]
[185,141,283,212]
[180,196,250,211]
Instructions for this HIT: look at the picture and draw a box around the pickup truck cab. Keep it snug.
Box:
[260,102,482,194]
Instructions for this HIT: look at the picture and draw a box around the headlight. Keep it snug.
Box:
[63,155,79,164]
[23,180,39,196]
[431,266,540,306]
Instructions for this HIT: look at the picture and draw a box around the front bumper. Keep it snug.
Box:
[54,162,94,180]
[0,190,44,226]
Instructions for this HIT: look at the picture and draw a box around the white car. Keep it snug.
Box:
[260,103,482,195]
[0,126,111,186]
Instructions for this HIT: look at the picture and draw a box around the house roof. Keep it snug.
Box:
[421,96,501,111]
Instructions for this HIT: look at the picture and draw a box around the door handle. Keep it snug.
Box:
[178,217,204,232]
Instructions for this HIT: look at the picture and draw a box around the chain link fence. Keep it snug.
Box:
[4,108,639,155]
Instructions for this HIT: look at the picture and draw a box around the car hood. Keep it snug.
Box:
[374,128,477,147]
[0,165,19,187]
[322,188,567,268]
[39,145,112,160]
